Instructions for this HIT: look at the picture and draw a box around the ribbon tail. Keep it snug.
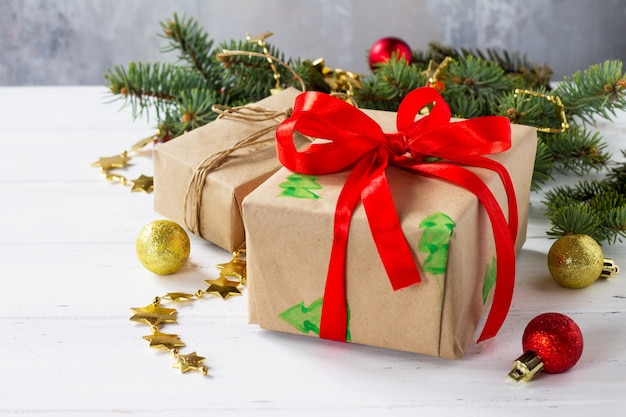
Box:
[361,165,422,290]
[451,156,518,243]
[407,162,516,342]
[319,155,377,342]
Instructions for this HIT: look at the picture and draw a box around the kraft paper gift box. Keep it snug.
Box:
[153,87,306,252]
[243,89,537,359]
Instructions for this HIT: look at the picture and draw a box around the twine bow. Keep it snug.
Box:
[184,105,292,238]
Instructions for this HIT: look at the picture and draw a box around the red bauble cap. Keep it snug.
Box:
[522,312,584,374]
[368,37,412,70]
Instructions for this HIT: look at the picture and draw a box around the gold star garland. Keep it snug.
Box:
[246,32,283,94]
[129,250,246,376]
[91,134,158,193]
[216,33,306,93]
[311,58,362,97]
[423,56,453,91]
[514,88,570,133]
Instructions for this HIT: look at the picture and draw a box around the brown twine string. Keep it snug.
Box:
[212,104,293,122]
[183,106,293,237]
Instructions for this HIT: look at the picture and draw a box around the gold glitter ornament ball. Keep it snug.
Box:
[136,220,190,275]
[547,234,603,288]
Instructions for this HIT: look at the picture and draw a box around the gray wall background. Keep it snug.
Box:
[1,0,625,85]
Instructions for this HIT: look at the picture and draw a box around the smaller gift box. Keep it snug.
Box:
[243,87,537,359]
[153,87,306,252]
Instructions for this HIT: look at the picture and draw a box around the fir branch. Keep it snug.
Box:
[544,180,626,244]
[105,62,208,121]
[544,128,610,175]
[531,142,554,191]
[495,88,564,131]
[102,12,626,245]
[175,88,220,133]
[546,204,603,242]
[605,205,626,244]
[293,60,331,93]
[605,150,626,194]
[159,13,217,83]
[555,60,626,124]
[441,56,513,117]
[356,56,426,111]
[427,41,552,89]
[217,39,287,102]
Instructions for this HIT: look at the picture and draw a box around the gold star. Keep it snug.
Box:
[173,351,207,374]
[205,276,242,299]
[421,59,439,81]
[91,152,131,170]
[142,330,185,351]
[162,292,195,302]
[215,259,246,284]
[130,175,154,193]
[130,303,177,326]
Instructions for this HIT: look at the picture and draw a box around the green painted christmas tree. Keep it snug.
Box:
[279,297,351,341]
[418,212,456,275]
[278,173,323,199]
[482,257,497,304]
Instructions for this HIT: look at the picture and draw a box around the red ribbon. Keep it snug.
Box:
[276,87,517,344]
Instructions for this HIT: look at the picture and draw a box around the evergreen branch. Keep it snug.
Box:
[176,88,220,131]
[546,204,603,242]
[531,142,554,191]
[216,39,286,102]
[555,60,626,124]
[355,56,426,111]
[217,49,306,91]
[544,128,610,175]
[102,12,626,245]
[104,61,208,121]
[445,95,484,119]
[293,60,331,93]
[427,41,552,88]
[544,180,626,244]
[495,88,560,129]
[441,56,513,116]
[159,13,216,83]
[605,206,626,244]
[605,150,626,194]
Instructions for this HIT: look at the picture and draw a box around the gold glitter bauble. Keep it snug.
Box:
[136,220,190,275]
[547,234,603,289]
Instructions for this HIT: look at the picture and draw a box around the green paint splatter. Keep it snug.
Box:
[418,212,456,275]
[482,256,497,304]
[278,173,323,199]
[279,297,351,341]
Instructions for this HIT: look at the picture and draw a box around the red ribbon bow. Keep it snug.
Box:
[276,87,517,344]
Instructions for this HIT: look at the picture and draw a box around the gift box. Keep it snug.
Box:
[153,88,307,252]
[243,88,537,359]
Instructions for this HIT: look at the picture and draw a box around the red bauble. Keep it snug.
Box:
[522,312,584,374]
[368,37,412,70]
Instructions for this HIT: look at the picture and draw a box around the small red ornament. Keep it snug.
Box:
[368,37,412,70]
[509,313,583,381]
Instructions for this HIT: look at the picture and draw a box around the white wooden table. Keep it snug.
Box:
[0,86,624,416]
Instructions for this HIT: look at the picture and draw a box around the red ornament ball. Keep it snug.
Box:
[368,37,412,70]
[522,312,583,374]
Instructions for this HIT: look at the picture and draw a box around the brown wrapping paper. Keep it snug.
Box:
[153,88,304,252]
[243,108,537,359]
